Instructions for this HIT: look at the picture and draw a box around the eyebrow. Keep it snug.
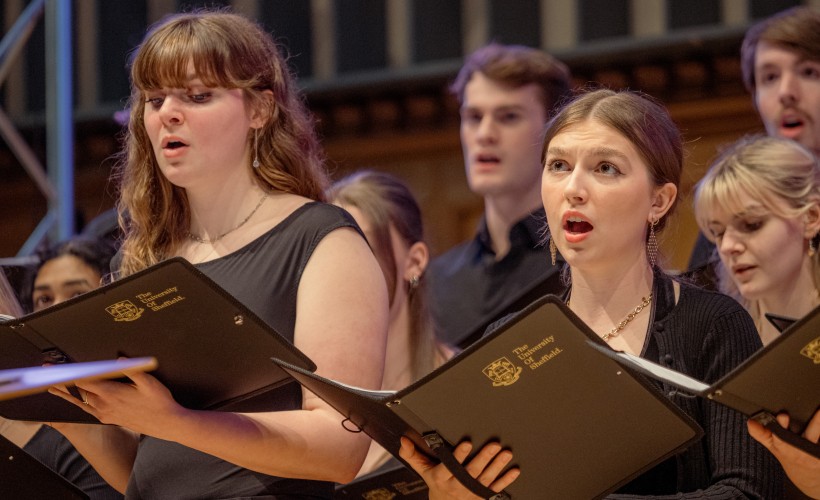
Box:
[707,204,768,225]
[546,146,630,161]
[757,56,820,70]
[462,104,525,113]
[733,206,768,218]
[33,279,93,291]
[590,146,629,161]
[146,75,204,91]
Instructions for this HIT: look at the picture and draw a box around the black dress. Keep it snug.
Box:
[126,202,362,500]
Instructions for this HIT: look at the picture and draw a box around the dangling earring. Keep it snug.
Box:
[252,128,260,169]
[409,275,420,289]
[647,218,659,268]
[549,237,557,266]
[809,234,818,258]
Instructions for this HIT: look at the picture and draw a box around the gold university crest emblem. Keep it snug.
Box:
[106,300,144,322]
[363,488,396,500]
[483,357,522,387]
[801,336,820,364]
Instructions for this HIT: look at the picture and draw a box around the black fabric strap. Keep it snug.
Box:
[752,412,820,459]
[422,432,511,500]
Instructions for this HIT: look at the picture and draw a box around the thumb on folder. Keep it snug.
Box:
[399,436,519,499]
[747,411,820,498]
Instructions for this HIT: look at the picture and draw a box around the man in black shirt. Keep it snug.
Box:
[428,43,573,349]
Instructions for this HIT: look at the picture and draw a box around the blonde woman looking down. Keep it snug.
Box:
[694,134,820,498]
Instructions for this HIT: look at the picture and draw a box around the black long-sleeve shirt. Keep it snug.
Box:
[607,270,783,498]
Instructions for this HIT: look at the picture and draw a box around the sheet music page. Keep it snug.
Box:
[324,378,395,398]
[588,342,711,393]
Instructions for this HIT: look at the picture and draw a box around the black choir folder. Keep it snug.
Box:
[0,257,314,423]
[334,463,427,499]
[0,434,88,500]
[272,295,704,500]
[591,303,820,459]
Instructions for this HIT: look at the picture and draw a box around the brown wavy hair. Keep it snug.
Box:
[113,10,328,276]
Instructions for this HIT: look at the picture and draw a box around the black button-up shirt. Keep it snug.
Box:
[428,208,565,349]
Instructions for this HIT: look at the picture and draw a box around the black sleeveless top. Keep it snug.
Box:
[126,202,361,500]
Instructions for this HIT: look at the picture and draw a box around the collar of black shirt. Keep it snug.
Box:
[475,207,546,256]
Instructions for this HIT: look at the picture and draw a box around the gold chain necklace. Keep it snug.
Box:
[601,293,653,341]
[187,192,268,244]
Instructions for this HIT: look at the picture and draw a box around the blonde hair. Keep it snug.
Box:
[114,10,328,276]
[694,135,820,306]
[0,272,23,318]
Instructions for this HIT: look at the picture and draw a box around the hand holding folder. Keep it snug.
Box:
[273,295,704,499]
[748,411,820,499]
[0,258,314,423]
[0,358,155,500]
[398,437,520,500]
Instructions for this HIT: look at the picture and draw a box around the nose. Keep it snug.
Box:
[158,96,184,126]
[563,167,587,203]
[476,116,497,144]
[778,70,800,106]
[717,229,744,257]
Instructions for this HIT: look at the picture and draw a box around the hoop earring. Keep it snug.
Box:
[252,128,260,169]
[647,218,659,268]
[549,237,557,266]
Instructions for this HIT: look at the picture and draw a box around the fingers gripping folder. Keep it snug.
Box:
[272,295,703,499]
[0,258,315,423]
[421,431,511,500]
[750,412,820,459]
[340,416,509,499]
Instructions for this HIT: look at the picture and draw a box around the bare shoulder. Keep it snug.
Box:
[293,204,388,385]
[258,192,313,224]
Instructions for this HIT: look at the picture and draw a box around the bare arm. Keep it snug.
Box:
[46,421,139,493]
[52,227,388,483]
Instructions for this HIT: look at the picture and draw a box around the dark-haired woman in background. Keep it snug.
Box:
[1,265,122,499]
[30,237,116,312]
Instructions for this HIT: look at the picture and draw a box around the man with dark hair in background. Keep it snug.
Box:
[429,43,572,349]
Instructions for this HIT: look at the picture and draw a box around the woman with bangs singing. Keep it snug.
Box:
[48,10,388,498]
